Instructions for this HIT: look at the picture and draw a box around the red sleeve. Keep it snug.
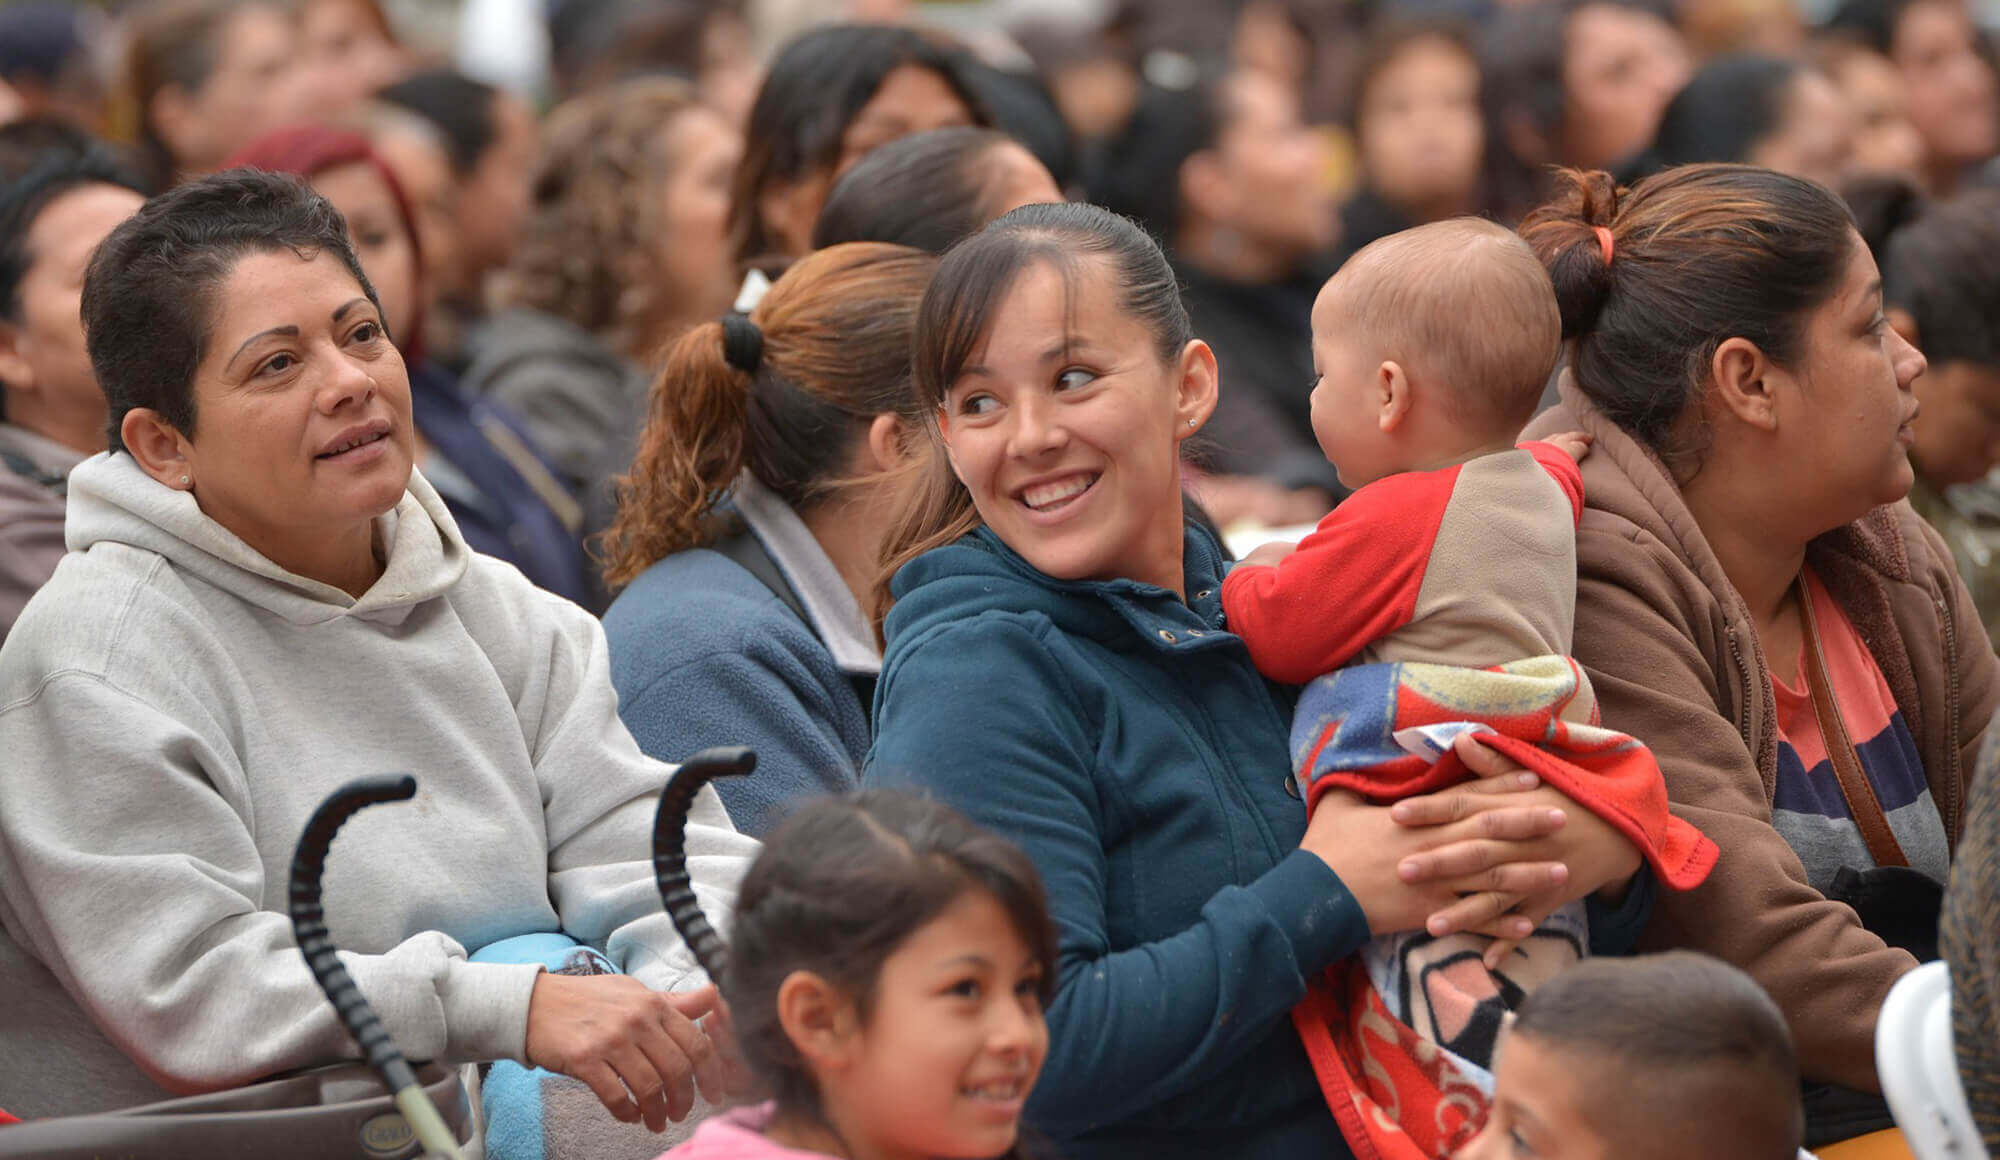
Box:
[1220,468,1457,684]
[1522,441,1586,524]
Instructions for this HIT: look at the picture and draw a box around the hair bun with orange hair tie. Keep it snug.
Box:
[1594,225,1615,265]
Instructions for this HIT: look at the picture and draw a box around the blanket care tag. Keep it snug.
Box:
[1392,721,1498,762]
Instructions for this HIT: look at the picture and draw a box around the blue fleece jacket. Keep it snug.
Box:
[604,548,868,836]
[865,524,1368,1160]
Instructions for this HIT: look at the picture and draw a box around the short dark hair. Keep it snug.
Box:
[1086,75,1226,245]
[1826,0,1918,54]
[1877,189,2000,369]
[1642,53,1806,176]
[813,127,1029,254]
[1518,164,1856,468]
[375,69,502,178]
[1509,952,1804,1160]
[0,120,148,322]
[723,791,1056,1132]
[0,120,148,414]
[81,169,380,453]
[728,24,988,265]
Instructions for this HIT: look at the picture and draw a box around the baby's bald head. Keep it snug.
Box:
[1315,218,1561,436]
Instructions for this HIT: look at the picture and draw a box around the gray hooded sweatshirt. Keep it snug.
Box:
[0,453,755,1117]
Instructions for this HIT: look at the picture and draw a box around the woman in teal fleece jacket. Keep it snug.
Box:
[864,203,1650,1160]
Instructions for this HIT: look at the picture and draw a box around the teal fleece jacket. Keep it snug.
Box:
[865,525,1368,1160]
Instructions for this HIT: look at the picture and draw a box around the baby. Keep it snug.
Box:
[1462,952,1806,1160]
[1221,219,1714,1154]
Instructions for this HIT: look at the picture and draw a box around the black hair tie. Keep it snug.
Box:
[721,314,764,375]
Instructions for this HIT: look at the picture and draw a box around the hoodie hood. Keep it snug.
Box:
[883,523,1238,660]
[63,452,470,627]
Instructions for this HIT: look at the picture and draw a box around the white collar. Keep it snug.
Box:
[732,472,881,675]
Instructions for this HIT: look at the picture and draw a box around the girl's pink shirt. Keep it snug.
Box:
[655,1104,836,1160]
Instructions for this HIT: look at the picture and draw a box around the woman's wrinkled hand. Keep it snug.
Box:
[523,974,728,1131]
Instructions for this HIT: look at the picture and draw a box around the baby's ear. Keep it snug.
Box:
[1378,361,1413,433]
[776,969,862,1071]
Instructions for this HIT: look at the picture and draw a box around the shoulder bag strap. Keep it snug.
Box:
[1798,577,1910,869]
[711,526,814,631]
[711,526,880,713]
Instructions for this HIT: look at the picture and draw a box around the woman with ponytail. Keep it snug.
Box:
[1519,163,2000,1148]
[600,242,936,837]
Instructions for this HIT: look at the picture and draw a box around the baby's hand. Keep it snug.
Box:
[1239,541,1298,570]
[1545,431,1593,462]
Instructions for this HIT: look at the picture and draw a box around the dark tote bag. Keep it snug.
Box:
[1795,584,1945,1148]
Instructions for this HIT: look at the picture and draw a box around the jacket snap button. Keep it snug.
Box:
[1157,629,1177,643]
[1284,774,1301,799]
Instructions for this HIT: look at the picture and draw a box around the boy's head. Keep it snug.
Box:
[1461,952,1804,1160]
[1309,218,1560,488]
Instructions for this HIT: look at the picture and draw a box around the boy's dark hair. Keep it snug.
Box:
[812,127,1031,254]
[722,790,1056,1132]
[1509,951,1804,1160]
[375,69,502,178]
[80,169,380,452]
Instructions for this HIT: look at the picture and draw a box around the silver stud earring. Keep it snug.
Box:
[1187,419,1196,428]
[179,475,190,487]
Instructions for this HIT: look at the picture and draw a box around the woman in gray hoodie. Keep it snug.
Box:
[0,170,756,1129]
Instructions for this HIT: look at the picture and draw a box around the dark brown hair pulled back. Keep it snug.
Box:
[600,242,937,589]
[1518,164,1857,460]
[873,201,1191,622]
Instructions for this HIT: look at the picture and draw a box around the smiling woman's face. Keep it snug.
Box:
[936,258,1212,595]
[172,248,415,559]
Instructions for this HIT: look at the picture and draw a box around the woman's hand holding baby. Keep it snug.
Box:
[1393,735,1643,966]
[525,973,734,1131]
[1302,776,1572,939]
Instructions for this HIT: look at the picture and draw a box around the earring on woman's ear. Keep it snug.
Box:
[179,476,190,488]
[1187,419,1196,428]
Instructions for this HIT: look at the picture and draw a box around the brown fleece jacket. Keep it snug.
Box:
[1525,376,2000,1091]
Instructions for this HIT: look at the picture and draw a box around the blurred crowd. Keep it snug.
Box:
[3,0,1999,618]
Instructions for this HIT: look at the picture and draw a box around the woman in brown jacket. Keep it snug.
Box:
[1520,163,2000,1142]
